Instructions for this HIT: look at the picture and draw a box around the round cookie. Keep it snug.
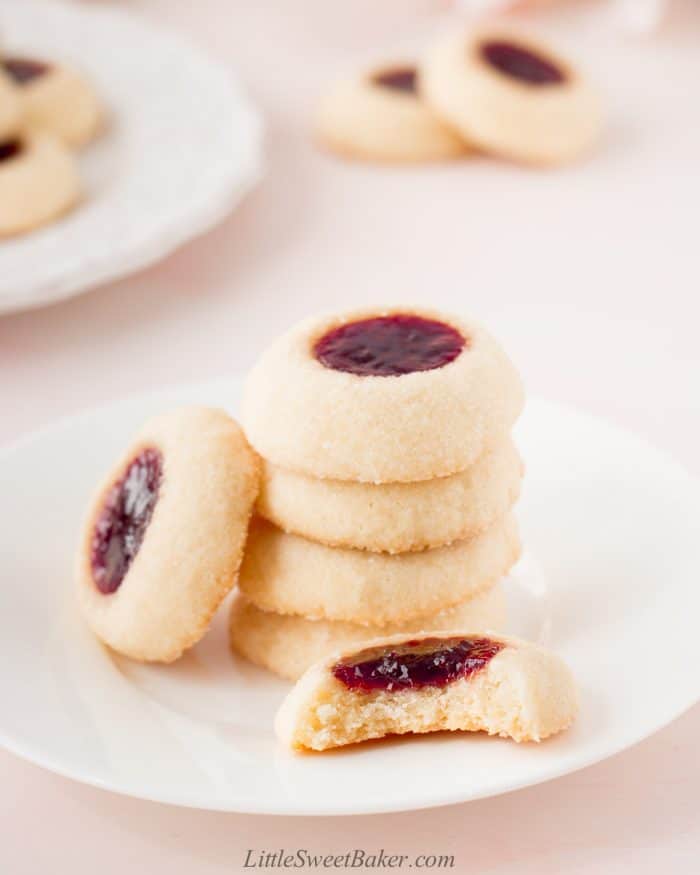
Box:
[76,406,260,663]
[258,436,522,553]
[238,515,520,626]
[241,308,524,483]
[229,582,507,681]
[0,132,80,237]
[420,27,601,165]
[0,68,21,140]
[316,62,466,163]
[3,57,102,147]
[275,631,578,751]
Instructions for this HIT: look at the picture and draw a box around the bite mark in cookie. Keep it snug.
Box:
[90,448,162,595]
[313,314,466,377]
[275,632,579,750]
[332,636,503,692]
[480,41,565,86]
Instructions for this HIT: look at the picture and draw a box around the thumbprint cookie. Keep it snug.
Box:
[238,515,520,626]
[258,436,522,553]
[3,56,103,147]
[0,132,80,236]
[316,62,466,162]
[276,631,578,750]
[420,28,601,165]
[76,407,259,663]
[241,308,524,483]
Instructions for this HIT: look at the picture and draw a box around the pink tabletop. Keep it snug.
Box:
[1,1,698,871]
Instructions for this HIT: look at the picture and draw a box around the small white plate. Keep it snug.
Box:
[0,378,698,815]
[0,0,262,314]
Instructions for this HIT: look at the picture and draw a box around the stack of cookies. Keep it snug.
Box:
[74,308,579,751]
[230,307,525,680]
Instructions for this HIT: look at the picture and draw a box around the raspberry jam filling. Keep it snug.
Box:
[0,139,23,162]
[332,636,503,692]
[373,67,417,94]
[480,41,565,86]
[90,448,163,595]
[3,57,50,85]
[314,315,465,377]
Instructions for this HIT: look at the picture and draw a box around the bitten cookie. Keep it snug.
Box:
[3,56,102,147]
[275,631,578,751]
[238,515,520,626]
[0,68,21,139]
[316,63,466,163]
[229,583,507,681]
[420,27,601,165]
[76,406,260,663]
[241,308,524,483]
[0,132,80,237]
[258,437,522,552]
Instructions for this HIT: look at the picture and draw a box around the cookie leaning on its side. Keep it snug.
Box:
[76,407,260,663]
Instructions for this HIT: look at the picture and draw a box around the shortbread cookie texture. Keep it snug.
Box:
[316,63,466,163]
[258,437,522,552]
[420,28,601,165]
[275,632,578,750]
[3,57,102,147]
[241,308,524,483]
[238,515,520,626]
[0,69,21,139]
[229,583,507,681]
[0,132,80,236]
[76,407,260,663]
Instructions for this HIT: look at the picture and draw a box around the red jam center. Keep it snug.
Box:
[314,315,465,377]
[373,67,417,94]
[332,636,503,692]
[3,57,50,85]
[0,139,23,162]
[480,41,564,85]
[90,448,163,595]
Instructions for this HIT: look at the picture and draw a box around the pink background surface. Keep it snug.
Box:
[1,1,699,872]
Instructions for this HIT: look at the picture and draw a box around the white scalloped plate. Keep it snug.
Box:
[0,0,262,314]
[0,378,698,814]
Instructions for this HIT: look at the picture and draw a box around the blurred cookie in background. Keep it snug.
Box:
[2,55,103,147]
[316,62,468,162]
[0,131,80,236]
[0,67,22,139]
[420,26,601,165]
